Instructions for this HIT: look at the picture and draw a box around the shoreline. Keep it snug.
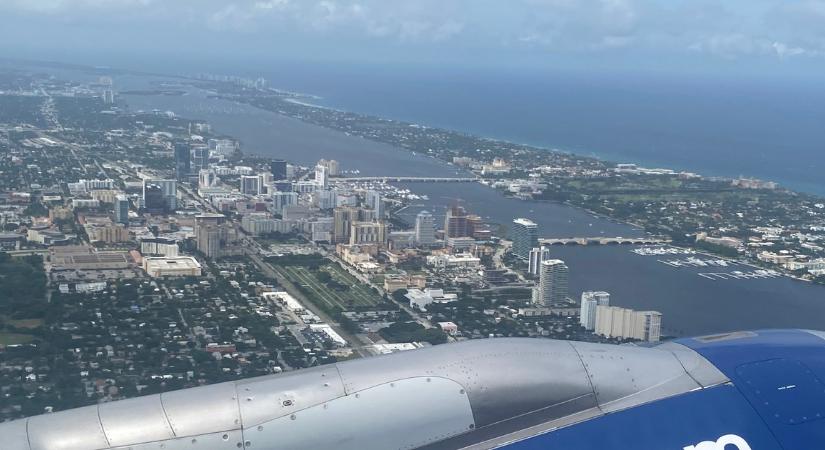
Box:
[209,84,824,284]
[261,87,816,197]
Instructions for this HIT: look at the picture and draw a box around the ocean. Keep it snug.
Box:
[247,61,825,196]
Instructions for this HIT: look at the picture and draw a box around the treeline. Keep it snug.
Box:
[379,321,447,345]
[265,254,326,267]
[0,253,47,318]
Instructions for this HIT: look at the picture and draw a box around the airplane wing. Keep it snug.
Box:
[3,329,824,449]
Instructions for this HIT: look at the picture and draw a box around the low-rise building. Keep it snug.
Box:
[426,253,481,268]
[143,256,202,277]
[438,321,459,336]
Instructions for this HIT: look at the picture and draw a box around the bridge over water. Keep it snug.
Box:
[539,237,670,246]
[334,176,479,183]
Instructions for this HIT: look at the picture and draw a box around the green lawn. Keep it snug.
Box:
[7,318,44,329]
[273,263,382,313]
[0,332,35,346]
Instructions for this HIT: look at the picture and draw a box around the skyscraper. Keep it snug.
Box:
[415,210,435,246]
[199,169,218,189]
[333,206,359,244]
[142,183,165,213]
[444,205,469,238]
[318,159,340,176]
[580,291,610,331]
[537,259,569,306]
[160,179,177,211]
[241,175,262,195]
[512,218,539,260]
[272,191,298,214]
[195,214,229,259]
[315,164,329,189]
[528,246,551,275]
[174,142,191,181]
[114,195,129,225]
[365,190,384,219]
[192,146,210,171]
[270,159,287,180]
[143,179,176,213]
[102,89,115,105]
[350,221,387,245]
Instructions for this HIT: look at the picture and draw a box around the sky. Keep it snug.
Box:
[2,0,825,77]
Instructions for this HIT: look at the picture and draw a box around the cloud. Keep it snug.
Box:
[0,0,158,14]
[3,0,825,65]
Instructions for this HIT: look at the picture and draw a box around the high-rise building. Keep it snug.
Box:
[594,306,662,343]
[315,190,337,210]
[333,206,359,244]
[350,221,387,245]
[444,206,469,238]
[241,175,262,195]
[142,183,165,213]
[528,246,551,275]
[315,164,329,189]
[271,159,287,180]
[639,311,663,343]
[192,146,210,171]
[415,211,436,246]
[174,142,191,181]
[199,169,218,189]
[580,291,610,331]
[208,139,236,156]
[272,181,293,192]
[358,208,377,222]
[537,259,569,306]
[143,179,176,213]
[467,215,485,239]
[272,191,298,214]
[512,218,539,260]
[102,90,115,105]
[114,195,130,225]
[317,159,340,176]
[195,214,230,259]
[365,190,384,219]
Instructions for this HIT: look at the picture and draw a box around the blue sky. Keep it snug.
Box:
[2,0,825,76]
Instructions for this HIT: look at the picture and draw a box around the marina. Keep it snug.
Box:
[633,246,696,256]
[697,270,782,281]
[657,257,730,268]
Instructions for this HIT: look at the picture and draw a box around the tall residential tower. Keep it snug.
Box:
[512,218,539,260]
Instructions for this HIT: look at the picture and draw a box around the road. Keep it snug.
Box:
[324,252,435,329]
[246,250,370,358]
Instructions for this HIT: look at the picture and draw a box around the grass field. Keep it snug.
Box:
[6,318,44,329]
[273,262,383,313]
[0,332,35,346]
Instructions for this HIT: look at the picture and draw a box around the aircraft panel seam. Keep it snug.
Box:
[24,418,32,450]
[157,392,178,438]
[567,341,602,413]
[95,404,111,449]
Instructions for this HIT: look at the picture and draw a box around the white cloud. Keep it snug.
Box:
[3,0,825,63]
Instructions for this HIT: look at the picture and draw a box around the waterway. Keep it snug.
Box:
[47,67,825,337]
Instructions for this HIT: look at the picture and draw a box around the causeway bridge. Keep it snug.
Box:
[539,237,670,246]
[334,176,478,183]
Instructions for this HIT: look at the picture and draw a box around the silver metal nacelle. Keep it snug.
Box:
[0,338,726,450]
